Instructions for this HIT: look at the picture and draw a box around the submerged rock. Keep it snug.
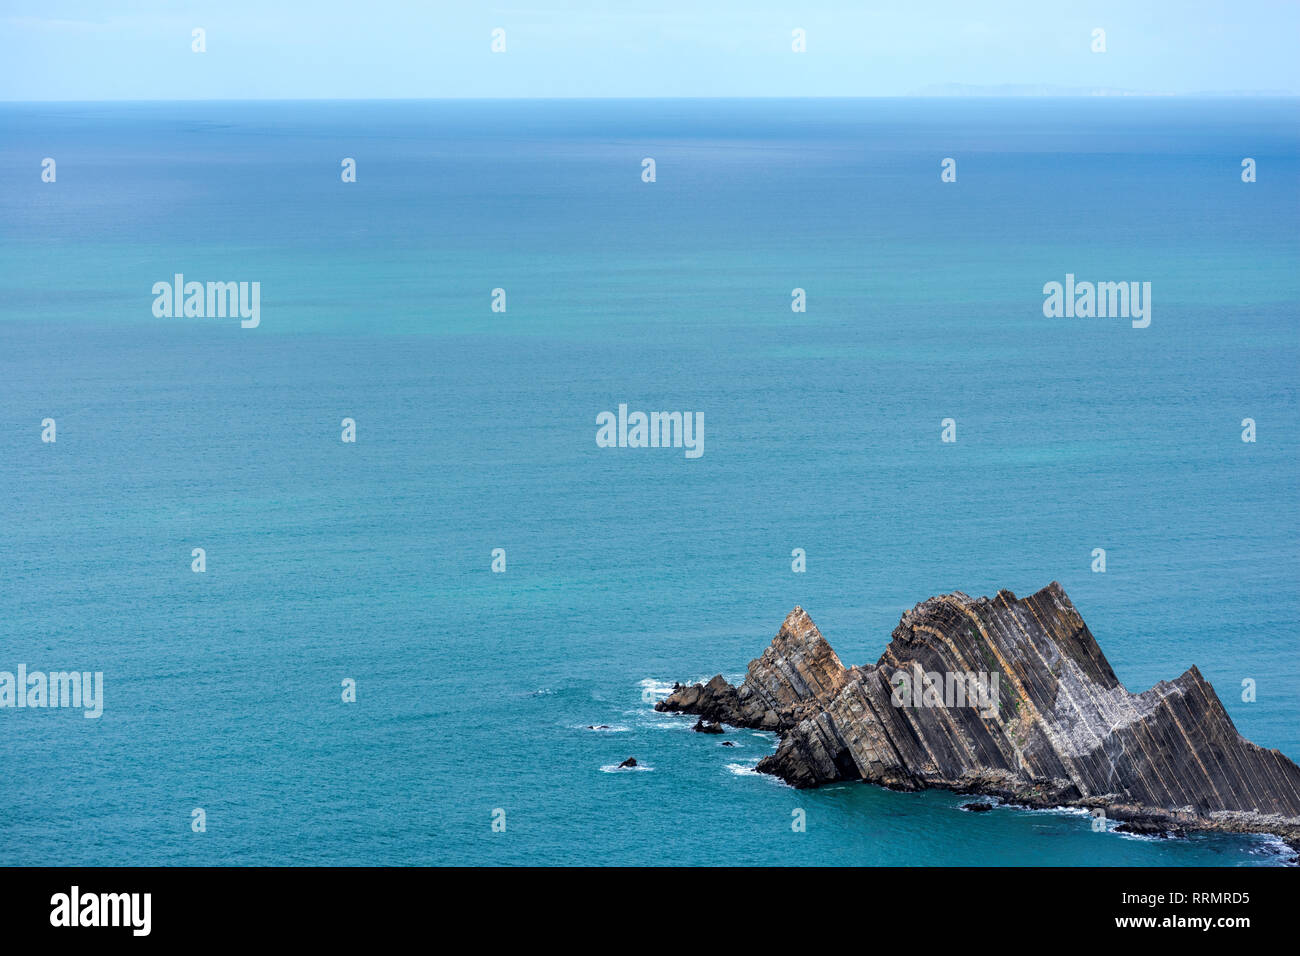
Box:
[617,757,638,769]
[962,802,994,813]
[656,583,1300,843]
[1114,818,1183,838]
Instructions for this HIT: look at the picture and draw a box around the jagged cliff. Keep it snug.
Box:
[657,583,1300,842]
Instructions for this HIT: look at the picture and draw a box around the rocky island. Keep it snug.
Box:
[657,582,1300,848]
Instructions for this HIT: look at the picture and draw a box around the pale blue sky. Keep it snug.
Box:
[2,0,1297,100]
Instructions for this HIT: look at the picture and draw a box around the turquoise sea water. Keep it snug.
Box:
[1,99,1297,865]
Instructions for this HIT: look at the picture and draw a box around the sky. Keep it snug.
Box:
[1,0,1297,100]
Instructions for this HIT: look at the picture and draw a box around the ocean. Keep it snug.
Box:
[1,98,1297,865]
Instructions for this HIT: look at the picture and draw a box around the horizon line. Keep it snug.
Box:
[5,93,1300,104]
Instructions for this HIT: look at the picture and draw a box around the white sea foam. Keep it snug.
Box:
[601,763,652,773]
[1114,828,1165,842]
[1018,804,1092,818]
[1247,835,1294,860]
[640,675,719,693]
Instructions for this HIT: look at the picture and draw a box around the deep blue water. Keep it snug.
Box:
[0,99,1297,865]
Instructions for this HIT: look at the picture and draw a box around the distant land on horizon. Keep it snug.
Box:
[909,83,1298,97]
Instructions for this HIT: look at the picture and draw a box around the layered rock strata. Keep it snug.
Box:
[657,583,1300,843]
